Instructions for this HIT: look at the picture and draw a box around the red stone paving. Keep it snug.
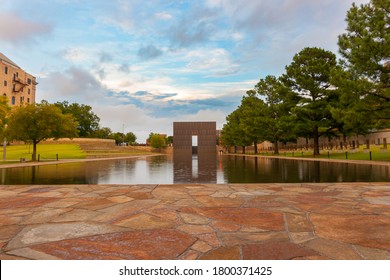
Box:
[180,207,284,230]
[241,241,321,260]
[0,196,59,209]
[199,246,241,260]
[0,182,390,260]
[31,229,196,260]
[310,213,390,250]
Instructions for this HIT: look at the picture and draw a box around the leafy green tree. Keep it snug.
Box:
[282,47,339,155]
[149,133,167,150]
[330,68,373,145]
[110,132,125,145]
[238,91,266,154]
[338,0,390,127]
[255,76,298,154]
[220,121,236,152]
[221,106,252,153]
[166,136,173,145]
[90,127,112,139]
[7,102,78,161]
[125,132,137,145]
[54,101,100,137]
[0,96,10,139]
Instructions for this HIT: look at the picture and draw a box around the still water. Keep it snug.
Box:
[0,155,389,185]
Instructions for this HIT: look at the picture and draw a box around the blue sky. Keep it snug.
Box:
[0,0,370,142]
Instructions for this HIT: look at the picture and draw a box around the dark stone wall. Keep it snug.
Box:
[173,122,217,183]
[173,122,216,152]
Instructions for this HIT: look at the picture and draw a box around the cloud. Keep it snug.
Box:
[154,98,232,117]
[155,12,172,20]
[169,20,214,48]
[92,103,173,142]
[99,51,113,63]
[200,0,371,78]
[179,108,228,125]
[134,91,149,97]
[97,0,172,36]
[118,63,130,73]
[137,45,163,60]
[153,93,178,100]
[63,47,91,62]
[92,104,229,143]
[39,67,107,103]
[0,12,52,44]
[111,91,178,107]
[184,48,241,77]
[100,86,239,121]
[166,5,219,48]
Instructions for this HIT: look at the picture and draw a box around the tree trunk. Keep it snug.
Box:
[343,134,347,149]
[242,146,246,154]
[234,146,237,153]
[313,126,320,156]
[274,141,279,155]
[356,135,360,149]
[254,141,258,154]
[32,140,38,161]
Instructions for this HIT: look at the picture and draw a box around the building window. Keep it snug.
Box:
[27,78,31,85]
[28,88,30,94]
[4,67,8,75]
[27,98,30,103]
[11,96,15,105]
[3,81,6,86]
[3,93,6,97]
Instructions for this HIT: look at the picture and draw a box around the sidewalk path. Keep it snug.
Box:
[0,182,389,260]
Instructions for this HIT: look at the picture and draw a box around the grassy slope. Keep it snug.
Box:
[4,144,86,161]
[1,143,154,163]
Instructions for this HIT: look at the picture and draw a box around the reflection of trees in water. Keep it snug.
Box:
[222,156,390,183]
[0,156,389,185]
[147,156,168,173]
[0,163,90,184]
[148,156,167,165]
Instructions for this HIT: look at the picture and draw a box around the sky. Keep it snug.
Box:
[0,0,370,143]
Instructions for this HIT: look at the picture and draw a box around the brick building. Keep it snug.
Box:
[0,52,37,107]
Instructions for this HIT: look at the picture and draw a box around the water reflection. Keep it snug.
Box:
[222,155,390,183]
[0,155,389,184]
[173,150,217,183]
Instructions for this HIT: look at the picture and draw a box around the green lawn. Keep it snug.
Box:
[2,144,86,162]
[1,143,155,163]
[256,145,390,162]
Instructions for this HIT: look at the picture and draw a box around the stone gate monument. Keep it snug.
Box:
[173,122,217,183]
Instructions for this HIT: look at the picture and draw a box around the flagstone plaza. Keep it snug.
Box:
[0,182,389,260]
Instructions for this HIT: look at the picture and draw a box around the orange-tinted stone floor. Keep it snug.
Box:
[0,183,389,260]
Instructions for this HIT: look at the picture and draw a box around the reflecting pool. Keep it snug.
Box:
[1,154,389,185]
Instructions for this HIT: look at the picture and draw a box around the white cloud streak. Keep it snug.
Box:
[0,12,52,44]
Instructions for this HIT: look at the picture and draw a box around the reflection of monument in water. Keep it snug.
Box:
[173,122,217,183]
